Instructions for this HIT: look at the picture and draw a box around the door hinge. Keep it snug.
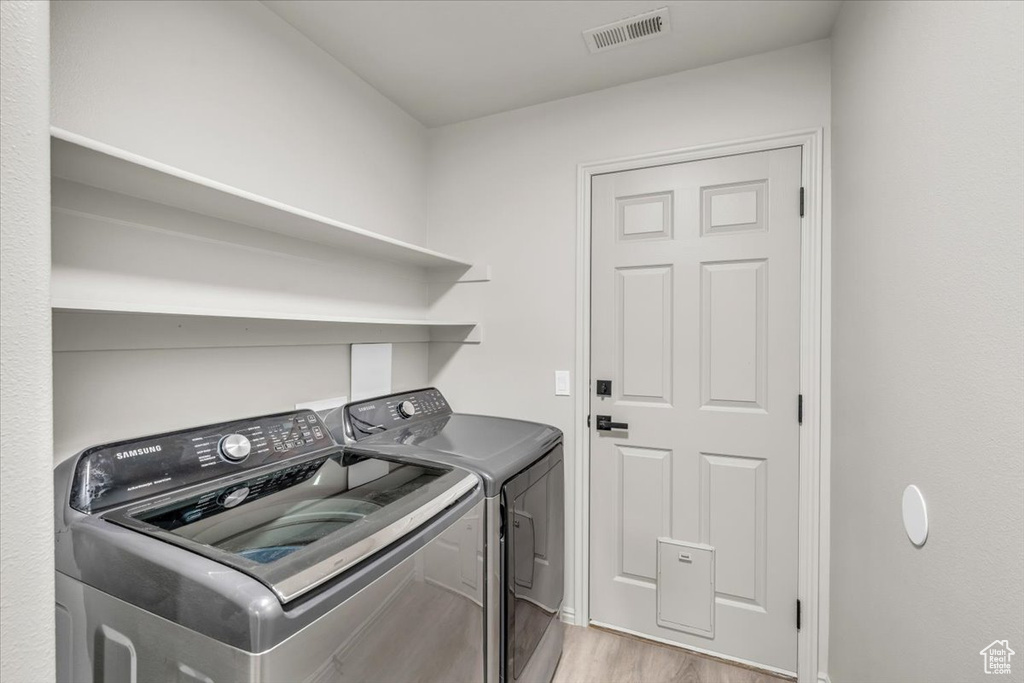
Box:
[797,599,802,631]
[587,414,591,428]
[798,394,804,425]
[799,187,805,217]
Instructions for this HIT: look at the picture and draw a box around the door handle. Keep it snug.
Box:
[513,510,536,589]
[595,415,628,431]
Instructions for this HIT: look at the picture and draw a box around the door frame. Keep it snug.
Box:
[572,129,828,683]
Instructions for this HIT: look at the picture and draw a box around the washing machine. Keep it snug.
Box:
[326,388,564,683]
[54,408,485,682]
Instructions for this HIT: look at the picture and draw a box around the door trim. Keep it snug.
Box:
[572,129,828,683]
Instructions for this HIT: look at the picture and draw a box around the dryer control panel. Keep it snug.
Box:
[342,387,452,440]
[69,410,334,513]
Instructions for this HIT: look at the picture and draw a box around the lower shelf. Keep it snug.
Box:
[52,302,482,351]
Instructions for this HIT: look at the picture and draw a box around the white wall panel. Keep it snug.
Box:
[393,343,430,392]
[352,344,393,401]
[48,1,436,473]
[50,0,428,244]
[0,2,54,680]
[830,3,1023,681]
[52,345,351,462]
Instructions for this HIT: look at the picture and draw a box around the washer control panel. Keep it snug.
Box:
[344,387,451,440]
[70,410,333,513]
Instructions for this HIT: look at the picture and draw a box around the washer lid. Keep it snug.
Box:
[104,452,478,603]
[348,413,562,496]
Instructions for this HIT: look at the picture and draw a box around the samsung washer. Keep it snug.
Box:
[326,388,564,683]
[54,408,485,682]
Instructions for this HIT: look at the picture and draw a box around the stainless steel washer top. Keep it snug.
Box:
[325,387,562,496]
[54,408,486,683]
[327,388,565,683]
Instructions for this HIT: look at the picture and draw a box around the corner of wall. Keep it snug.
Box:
[0,1,55,680]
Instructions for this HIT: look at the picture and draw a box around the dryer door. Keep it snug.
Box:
[503,444,564,682]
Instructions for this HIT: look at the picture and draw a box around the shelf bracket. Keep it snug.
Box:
[431,264,491,284]
[429,324,483,344]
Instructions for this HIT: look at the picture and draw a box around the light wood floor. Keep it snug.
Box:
[552,626,792,683]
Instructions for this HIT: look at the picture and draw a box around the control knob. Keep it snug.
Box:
[397,400,417,419]
[219,434,251,462]
[220,486,250,508]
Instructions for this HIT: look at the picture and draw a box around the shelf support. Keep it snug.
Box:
[429,324,483,344]
[431,264,492,283]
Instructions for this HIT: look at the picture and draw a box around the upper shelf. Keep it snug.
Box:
[50,128,475,271]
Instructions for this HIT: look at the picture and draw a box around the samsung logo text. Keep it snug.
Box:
[115,445,162,460]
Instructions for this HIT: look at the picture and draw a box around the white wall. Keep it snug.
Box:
[51,0,428,244]
[426,40,832,641]
[830,3,1024,682]
[48,1,436,460]
[53,336,428,461]
[0,1,54,680]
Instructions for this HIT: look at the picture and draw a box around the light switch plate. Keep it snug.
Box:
[555,370,571,396]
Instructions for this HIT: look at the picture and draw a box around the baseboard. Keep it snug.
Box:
[560,606,576,624]
[818,673,831,683]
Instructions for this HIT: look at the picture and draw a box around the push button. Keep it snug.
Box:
[182,509,203,524]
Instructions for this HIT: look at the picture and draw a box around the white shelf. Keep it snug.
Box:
[51,299,474,326]
[52,300,482,346]
[50,128,477,272]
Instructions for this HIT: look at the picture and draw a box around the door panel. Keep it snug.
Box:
[590,148,801,673]
[701,259,767,410]
[618,445,672,582]
[618,265,673,403]
[699,453,766,607]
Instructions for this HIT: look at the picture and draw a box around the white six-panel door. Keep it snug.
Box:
[589,147,802,673]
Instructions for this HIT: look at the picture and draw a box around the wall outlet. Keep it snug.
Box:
[555,370,571,396]
[295,395,348,415]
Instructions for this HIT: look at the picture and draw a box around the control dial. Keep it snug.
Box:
[397,400,417,419]
[220,486,250,508]
[219,434,251,462]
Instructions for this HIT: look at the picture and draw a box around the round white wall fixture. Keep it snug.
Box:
[902,485,928,547]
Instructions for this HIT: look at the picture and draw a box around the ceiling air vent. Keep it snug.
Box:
[583,7,671,54]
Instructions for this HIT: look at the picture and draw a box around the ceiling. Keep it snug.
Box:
[263,1,842,128]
